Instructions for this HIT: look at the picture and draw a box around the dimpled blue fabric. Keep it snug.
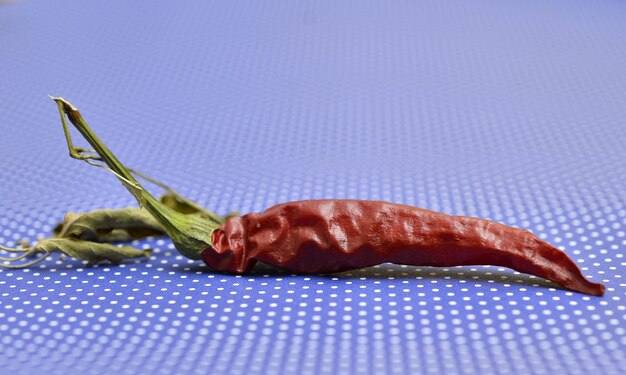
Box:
[0,0,624,374]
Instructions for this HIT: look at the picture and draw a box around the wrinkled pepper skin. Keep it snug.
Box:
[202,200,605,296]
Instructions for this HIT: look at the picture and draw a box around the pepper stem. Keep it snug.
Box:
[51,97,219,260]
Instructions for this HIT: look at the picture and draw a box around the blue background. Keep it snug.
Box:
[1,0,624,374]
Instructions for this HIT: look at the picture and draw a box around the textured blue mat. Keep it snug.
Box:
[1,0,625,374]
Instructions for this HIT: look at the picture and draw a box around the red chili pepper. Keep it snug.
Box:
[52,98,606,296]
[206,200,605,296]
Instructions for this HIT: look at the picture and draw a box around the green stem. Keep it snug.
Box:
[51,97,219,260]
[130,168,226,224]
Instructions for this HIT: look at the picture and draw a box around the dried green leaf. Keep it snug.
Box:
[160,193,201,215]
[45,238,150,265]
[55,207,166,242]
[1,238,150,268]
[159,192,236,223]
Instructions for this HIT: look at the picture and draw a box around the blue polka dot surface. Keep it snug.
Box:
[1,0,625,374]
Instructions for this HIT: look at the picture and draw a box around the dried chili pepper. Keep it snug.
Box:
[208,200,605,296]
[46,97,605,296]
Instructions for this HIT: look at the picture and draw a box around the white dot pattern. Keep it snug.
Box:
[1,0,625,374]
